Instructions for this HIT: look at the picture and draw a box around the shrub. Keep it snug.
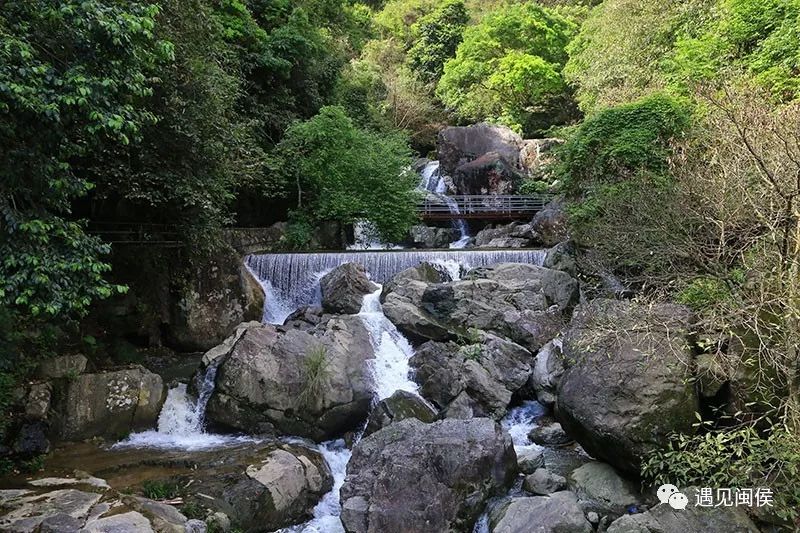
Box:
[676,278,732,311]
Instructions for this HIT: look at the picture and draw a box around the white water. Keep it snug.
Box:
[116,364,256,451]
[419,161,470,248]
[247,249,545,324]
[358,288,418,400]
[500,400,546,455]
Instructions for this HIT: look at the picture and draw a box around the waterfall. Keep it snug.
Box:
[247,249,546,324]
[115,362,256,451]
[419,161,470,247]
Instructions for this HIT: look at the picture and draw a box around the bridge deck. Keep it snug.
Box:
[418,194,552,221]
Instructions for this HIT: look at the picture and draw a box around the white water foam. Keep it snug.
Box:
[419,161,471,247]
[500,400,546,455]
[116,364,257,451]
[358,287,418,400]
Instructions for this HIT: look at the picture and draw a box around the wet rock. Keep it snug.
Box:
[0,489,102,532]
[341,418,516,533]
[408,225,459,249]
[37,354,88,379]
[363,390,438,437]
[529,340,565,409]
[530,198,568,247]
[386,263,579,352]
[489,491,593,533]
[411,333,534,419]
[320,263,378,315]
[542,240,577,277]
[207,317,375,440]
[541,447,595,479]
[606,496,760,533]
[569,462,641,517]
[12,421,50,456]
[528,422,572,447]
[382,265,453,343]
[557,299,697,475]
[517,447,545,474]
[523,468,567,495]
[438,123,523,178]
[50,365,165,441]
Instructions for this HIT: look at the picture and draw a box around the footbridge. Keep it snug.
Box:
[418,194,553,221]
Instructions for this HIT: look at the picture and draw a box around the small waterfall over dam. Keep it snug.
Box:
[246,248,546,324]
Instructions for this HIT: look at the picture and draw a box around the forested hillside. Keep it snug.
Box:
[2,0,800,525]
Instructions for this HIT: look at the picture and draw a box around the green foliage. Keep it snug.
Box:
[436,2,578,134]
[407,1,469,84]
[643,426,800,522]
[273,106,419,242]
[672,0,800,100]
[0,0,169,318]
[298,345,331,407]
[676,278,732,311]
[141,479,182,500]
[556,93,691,196]
[519,180,552,195]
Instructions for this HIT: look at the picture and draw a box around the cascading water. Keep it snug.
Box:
[116,362,255,451]
[419,161,470,248]
[247,248,546,324]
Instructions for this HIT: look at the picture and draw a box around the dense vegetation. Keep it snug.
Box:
[2,0,800,519]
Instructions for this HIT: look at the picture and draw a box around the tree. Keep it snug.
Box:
[272,106,419,244]
[0,0,170,318]
[436,3,577,135]
[407,0,469,84]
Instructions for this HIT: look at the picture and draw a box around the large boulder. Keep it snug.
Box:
[206,317,375,441]
[452,152,524,195]
[411,333,534,419]
[606,495,760,533]
[49,365,165,441]
[418,264,579,351]
[37,354,88,379]
[381,265,454,343]
[363,390,438,437]
[407,225,459,249]
[438,123,523,177]
[319,263,378,315]
[528,340,565,408]
[530,198,569,247]
[489,491,593,533]
[475,222,538,249]
[568,462,641,517]
[340,418,516,533]
[557,299,698,474]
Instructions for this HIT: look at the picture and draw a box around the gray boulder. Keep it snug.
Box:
[489,491,593,533]
[385,263,578,352]
[606,497,760,533]
[529,340,565,408]
[381,265,454,343]
[523,468,567,495]
[517,447,546,474]
[438,123,523,177]
[452,152,524,195]
[207,317,375,441]
[475,222,537,248]
[0,489,102,532]
[569,462,641,517]
[408,225,459,249]
[50,365,165,441]
[363,390,438,437]
[341,418,516,533]
[530,198,568,247]
[320,263,378,315]
[542,241,577,277]
[528,422,572,447]
[557,299,697,475]
[411,333,534,419]
[37,354,88,379]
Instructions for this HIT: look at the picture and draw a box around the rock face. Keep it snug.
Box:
[363,390,438,437]
[320,263,378,315]
[606,497,760,533]
[519,138,563,174]
[380,264,454,343]
[542,240,577,277]
[207,317,375,440]
[557,299,697,474]
[530,198,568,247]
[50,365,165,441]
[529,340,565,408]
[340,418,516,533]
[438,123,523,177]
[387,263,579,352]
[474,222,538,249]
[489,491,593,533]
[37,354,88,379]
[408,225,459,249]
[411,333,534,419]
[568,462,641,517]
[452,152,524,195]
